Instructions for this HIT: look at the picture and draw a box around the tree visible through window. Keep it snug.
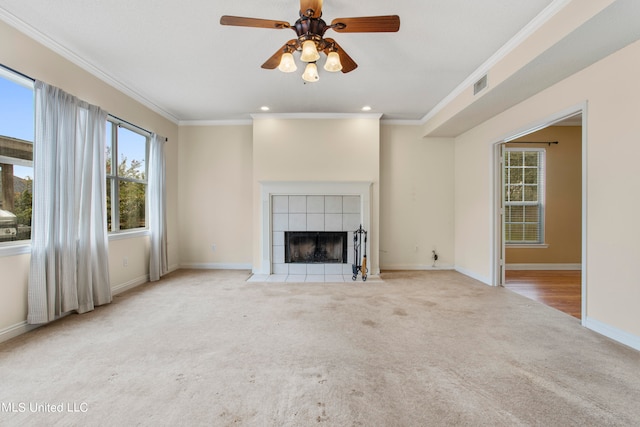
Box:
[504,148,545,244]
[0,70,34,243]
[106,120,148,232]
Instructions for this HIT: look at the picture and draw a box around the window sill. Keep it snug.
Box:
[108,229,150,241]
[0,242,31,257]
[506,243,549,249]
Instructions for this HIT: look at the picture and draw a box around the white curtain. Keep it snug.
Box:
[28,81,112,324]
[148,132,168,281]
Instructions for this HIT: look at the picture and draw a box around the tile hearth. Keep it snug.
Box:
[247,274,381,283]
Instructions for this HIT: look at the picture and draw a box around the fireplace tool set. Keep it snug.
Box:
[352,225,368,281]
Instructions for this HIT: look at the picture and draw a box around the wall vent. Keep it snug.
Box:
[474,75,488,95]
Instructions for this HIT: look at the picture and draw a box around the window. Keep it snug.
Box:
[504,148,545,244]
[0,69,34,243]
[106,119,148,232]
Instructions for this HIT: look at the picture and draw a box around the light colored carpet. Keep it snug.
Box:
[1,269,639,426]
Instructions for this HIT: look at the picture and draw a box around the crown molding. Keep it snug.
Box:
[250,113,383,120]
[380,119,425,126]
[179,119,253,127]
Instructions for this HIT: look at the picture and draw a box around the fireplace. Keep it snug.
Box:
[257,181,373,276]
[285,231,347,264]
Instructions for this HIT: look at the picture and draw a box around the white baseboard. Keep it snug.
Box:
[584,317,640,352]
[111,274,150,295]
[506,263,582,270]
[454,266,491,285]
[180,262,252,270]
[0,321,40,344]
[381,264,454,271]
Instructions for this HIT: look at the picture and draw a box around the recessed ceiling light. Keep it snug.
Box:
[362,106,372,112]
[261,106,270,111]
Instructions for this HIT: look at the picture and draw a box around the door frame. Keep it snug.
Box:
[491,102,588,324]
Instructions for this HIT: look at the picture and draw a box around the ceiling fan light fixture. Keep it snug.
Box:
[324,51,342,72]
[300,40,320,62]
[302,62,320,82]
[278,52,298,73]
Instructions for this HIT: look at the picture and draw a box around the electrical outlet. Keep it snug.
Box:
[123,257,128,267]
[212,244,217,252]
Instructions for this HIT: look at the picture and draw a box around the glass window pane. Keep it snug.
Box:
[510,224,524,241]
[524,185,538,201]
[508,152,522,166]
[524,152,539,167]
[106,178,112,231]
[524,168,538,184]
[524,205,539,222]
[117,126,146,180]
[106,121,113,176]
[524,223,539,242]
[107,120,148,233]
[509,205,524,223]
[507,185,522,202]
[119,181,146,230]
[509,168,523,183]
[0,75,34,242]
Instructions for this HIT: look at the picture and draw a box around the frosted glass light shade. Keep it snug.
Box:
[278,52,297,73]
[302,63,320,82]
[324,51,342,72]
[300,40,320,62]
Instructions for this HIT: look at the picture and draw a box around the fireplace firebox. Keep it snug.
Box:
[285,231,347,264]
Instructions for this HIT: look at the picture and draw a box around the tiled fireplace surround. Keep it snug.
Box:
[254,181,372,282]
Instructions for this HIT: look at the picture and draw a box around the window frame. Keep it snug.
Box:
[106,117,150,234]
[503,147,546,246]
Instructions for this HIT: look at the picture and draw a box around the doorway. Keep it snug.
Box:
[494,107,586,321]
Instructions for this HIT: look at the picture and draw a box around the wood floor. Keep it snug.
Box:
[504,270,582,319]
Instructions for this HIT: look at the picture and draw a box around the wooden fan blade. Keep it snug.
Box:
[262,40,298,69]
[220,15,290,29]
[331,15,400,33]
[324,38,358,73]
[300,0,323,18]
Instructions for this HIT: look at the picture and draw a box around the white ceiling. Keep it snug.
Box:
[0,0,559,123]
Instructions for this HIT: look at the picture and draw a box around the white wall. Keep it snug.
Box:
[454,39,640,341]
[380,125,454,269]
[0,19,179,340]
[178,125,253,269]
[177,120,459,277]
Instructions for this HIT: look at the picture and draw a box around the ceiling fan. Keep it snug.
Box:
[220,0,400,82]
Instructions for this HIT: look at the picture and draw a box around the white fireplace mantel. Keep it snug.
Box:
[257,181,372,275]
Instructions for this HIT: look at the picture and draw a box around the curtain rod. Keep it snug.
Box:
[108,114,152,136]
[0,63,35,82]
[508,141,558,146]
[110,116,168,141]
